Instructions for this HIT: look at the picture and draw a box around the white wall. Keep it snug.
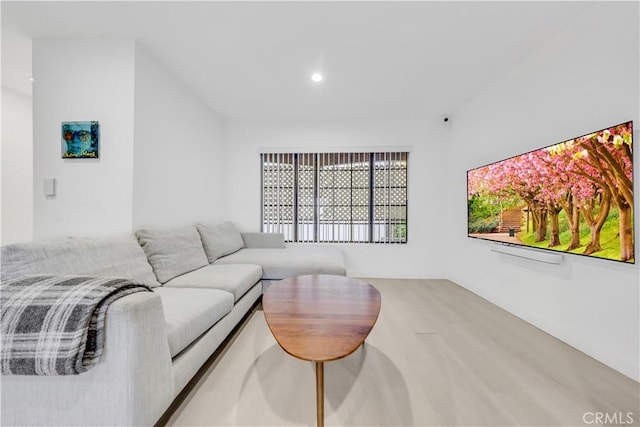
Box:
[32,39,135,239]
[132,45,226,228]
[30,39,224,238]
[224,120,450,278]
[1,88,33,244]
[447,2,639,380]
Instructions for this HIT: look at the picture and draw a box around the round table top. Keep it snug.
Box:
[262,274,382,362]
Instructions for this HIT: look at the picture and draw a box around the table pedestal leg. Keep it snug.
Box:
[315,361,324,427]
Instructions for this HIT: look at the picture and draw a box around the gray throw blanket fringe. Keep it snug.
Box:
[1,275,152,375]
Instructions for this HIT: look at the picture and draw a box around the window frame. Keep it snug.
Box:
[261,151,408,244]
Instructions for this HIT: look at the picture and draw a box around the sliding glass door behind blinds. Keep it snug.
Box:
[261,152,407,243]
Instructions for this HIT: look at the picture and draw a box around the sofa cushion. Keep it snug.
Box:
[240,232,285,249]
[213,247,346,280]
[196,222,244,263]
[135,226,209,284]
[153,287,234,358]
[0,235,161,288]
[163,264,262,302]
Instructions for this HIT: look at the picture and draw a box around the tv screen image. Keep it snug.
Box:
[467,121,634,264]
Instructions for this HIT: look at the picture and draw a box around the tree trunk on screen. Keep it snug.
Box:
[618,202,634,262]
[535,208,548,243]
[567,203,582,250]
[530,204,538,233]
[547,204,562,247]
[582,192,611,255]
[560,193,582,251]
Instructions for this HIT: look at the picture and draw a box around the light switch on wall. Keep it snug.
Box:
[43,178,56,197]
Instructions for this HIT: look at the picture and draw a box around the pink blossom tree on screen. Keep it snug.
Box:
[469,154,549,242]
[571,123,633,260]
[546,141,609,254]
[532,144,600,250]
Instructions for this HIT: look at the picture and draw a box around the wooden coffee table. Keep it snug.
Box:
[262,274,381,427]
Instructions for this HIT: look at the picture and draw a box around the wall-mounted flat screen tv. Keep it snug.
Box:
[467,121,634,264]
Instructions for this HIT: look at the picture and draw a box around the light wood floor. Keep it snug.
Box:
[163,279,639,426]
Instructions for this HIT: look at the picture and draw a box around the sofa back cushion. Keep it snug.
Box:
[241,232,286,249]
[136,226,209,284]
[196,222,244,263]
[0,235,161,288]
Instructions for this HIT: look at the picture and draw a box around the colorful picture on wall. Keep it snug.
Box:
[61,121,99,158]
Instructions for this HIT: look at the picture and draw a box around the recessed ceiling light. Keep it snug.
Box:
[311,73,323,82]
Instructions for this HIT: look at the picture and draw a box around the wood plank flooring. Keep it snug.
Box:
[163,279,639,426]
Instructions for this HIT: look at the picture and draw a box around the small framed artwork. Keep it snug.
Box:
[61,121,99,159]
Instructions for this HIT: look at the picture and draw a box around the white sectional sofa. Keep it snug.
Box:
[0,222,345,426]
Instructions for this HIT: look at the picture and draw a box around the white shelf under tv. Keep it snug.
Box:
[491,244,564,264]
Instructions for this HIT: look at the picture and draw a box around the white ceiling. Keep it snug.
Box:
[1,1,594,121]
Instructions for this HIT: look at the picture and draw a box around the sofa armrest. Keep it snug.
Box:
[241,232,285,248]
[1,292,175,426]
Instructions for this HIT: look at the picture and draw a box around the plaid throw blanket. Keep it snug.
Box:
[1,275,152,375]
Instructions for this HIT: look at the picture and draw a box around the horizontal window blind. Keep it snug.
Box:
[261,152,408,243]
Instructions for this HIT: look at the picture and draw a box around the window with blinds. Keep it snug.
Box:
[261,152,408,243]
